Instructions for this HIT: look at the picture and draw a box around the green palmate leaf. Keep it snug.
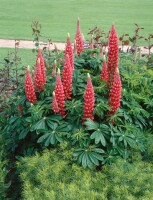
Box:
[82,153,89,168]
[102,149,118,165]
[113,146,129,158]
[93,102,106,118]
[18,127,29,140]
[56,123,70,133]
[110,132,117,146]
[46,115,62,122]
[37,122,69,146]
[84,118,99,130]
[30,115,63,132]
[72,148,84,156]
[90,130,106,146]
[37,133,50,143]
[118,132,135,147]
[9,116,20,124]
[88,153,99,166]
[31,117,47,131]
[46,119,55,129]
[37,131,63,146]
[73,146,104,168]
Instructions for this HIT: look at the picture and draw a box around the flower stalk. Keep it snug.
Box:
[55,69,65,118]
[25,66,37,103]
[83,73,95,123]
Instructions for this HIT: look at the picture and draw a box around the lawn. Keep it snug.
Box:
[0,48,35,68]
[0,0,153,43]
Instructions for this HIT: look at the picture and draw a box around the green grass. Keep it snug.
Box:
[0,48,35,69]
[0,0,153,44]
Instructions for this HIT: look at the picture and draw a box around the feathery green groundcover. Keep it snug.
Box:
[18,144,153,200]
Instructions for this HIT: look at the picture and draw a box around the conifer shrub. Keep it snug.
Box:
[18,146,153,200]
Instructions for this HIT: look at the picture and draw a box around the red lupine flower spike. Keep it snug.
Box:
[108,68,122,116]
[25,66,37,103]
[65,33,74,72]
[75,18,84,55]
[34,58,44,92]
[54,69,65,118]
[52,60,57,77]
[107,24,119,89]
[52,91,59,113]
[100,55,109,82]
[83,73,95,123]
[62,54,73,99]
[37,48,46,86]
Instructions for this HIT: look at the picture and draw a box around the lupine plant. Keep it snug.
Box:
[83,73,95,123]
[25,66,37,103]
[34,58,44,92]
[62,54,73,99]
[54,69,65,118]
[108,68,122,116]
[75,18,84,55]
[107,24,119,89]
[100,55,109,82]
[1,19,153,199]
[65,33,74,72]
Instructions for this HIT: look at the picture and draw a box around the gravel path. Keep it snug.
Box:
[0,39,66,50]
[0,39,151,54]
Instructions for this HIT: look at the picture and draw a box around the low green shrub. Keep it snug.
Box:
[18,143,153,200]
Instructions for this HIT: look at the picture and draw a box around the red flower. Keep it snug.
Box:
[75,18,84,55]
[25,66,37,103]
[54,69,65,118]
[37,49,46,86]
[108,68,122,115]
[34,58,44,92]
[52,60,57,77]
[107,24,119,89]
[65,33,74,72]
[83,73,95,123]
[52,91,59,113]
[62,54,73,99]
[100,55,109,82]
